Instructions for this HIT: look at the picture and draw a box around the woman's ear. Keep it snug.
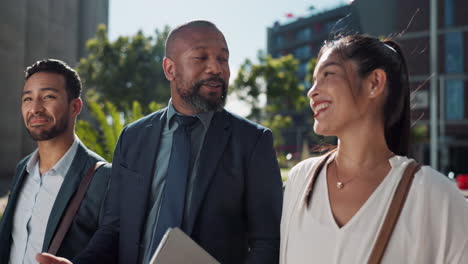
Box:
[365,69,387,98]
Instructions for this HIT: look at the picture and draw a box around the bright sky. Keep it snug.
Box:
[109,0,346,115]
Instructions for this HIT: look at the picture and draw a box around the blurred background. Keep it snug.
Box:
[1,0,467,199]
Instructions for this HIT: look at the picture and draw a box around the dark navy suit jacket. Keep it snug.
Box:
[78,108,283,264]
[0,141,112,263]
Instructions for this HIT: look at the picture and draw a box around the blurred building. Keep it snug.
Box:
[268,5,361,82]
[266,0,468,174]
[396,0,468,174]
[0,0,109,195]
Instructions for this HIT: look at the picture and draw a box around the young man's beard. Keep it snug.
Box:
[177,76,227,113]
[26,114,69,141]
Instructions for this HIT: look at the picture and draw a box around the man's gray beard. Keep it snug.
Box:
[178,79,228,112]
[181,92,226,112]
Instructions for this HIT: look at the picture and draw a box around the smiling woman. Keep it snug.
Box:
[280,35,468,264]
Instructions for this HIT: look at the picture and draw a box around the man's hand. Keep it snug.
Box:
[35,253,73,264]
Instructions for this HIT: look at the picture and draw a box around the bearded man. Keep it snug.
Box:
[0,59,111,264]
[37,20,283,264]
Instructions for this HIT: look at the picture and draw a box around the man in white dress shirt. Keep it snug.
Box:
[0,59,112,264]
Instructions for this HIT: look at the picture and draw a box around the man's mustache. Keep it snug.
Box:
[28,113,51,124]
[194,76,227,91]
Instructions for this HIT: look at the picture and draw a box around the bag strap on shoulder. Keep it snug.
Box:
[367,161,422,264]
[48,161,107,255]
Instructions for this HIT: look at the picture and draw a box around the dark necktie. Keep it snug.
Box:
[149,114,198,255]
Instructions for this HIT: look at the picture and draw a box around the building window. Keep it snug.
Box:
[445,32,463,73]
[443,0,464,121]
[445,80,464,120]
[296,28,311,42]
[444,0,454,27]
[276,35,284,47]
[294,46,311,60]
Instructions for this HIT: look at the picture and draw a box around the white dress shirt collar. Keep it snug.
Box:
[26,136,80,178]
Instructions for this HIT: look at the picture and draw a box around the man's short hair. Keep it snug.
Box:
[25,59,82,100]
[165,20,221,58]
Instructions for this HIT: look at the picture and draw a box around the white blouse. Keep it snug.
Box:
[280,155,468,264]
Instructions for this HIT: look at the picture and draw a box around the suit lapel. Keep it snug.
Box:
[132,109,167,237]
[41,142,93,252]
[185,110,231,235]
[138,109,166,187]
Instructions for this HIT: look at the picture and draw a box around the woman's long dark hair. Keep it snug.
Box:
[317,35,411,156]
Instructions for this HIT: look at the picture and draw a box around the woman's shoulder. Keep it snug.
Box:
[390,156,452,191]
[292,156,325,170]
[290,155,327,176]
[406,158,468,244]
[418,166,466,201]
[387,155,466,206]
[283,155,329,212]
[398,157,467,205]
[286,155,329,187]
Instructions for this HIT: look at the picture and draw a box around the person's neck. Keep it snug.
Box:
[36,132,75,175]
[334,120,393,173]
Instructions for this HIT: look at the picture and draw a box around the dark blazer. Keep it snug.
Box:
[82,108,283,264]
[0,140,112,263]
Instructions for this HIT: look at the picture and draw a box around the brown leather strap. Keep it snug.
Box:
[304,150,336,207]
[48,161,107,255]
[367,161,422,264]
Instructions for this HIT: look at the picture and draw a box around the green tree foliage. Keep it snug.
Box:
[261,108,292,149]
[76,98,164,161]
[231,53,312,156]
[410,124,428,143]
[231,53,308,138]
[305,57,317,86]
[77,24,171,112]
[232,53,308,121]
[231,52,334,162]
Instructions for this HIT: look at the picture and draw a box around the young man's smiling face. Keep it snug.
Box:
[21,72,79,141]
